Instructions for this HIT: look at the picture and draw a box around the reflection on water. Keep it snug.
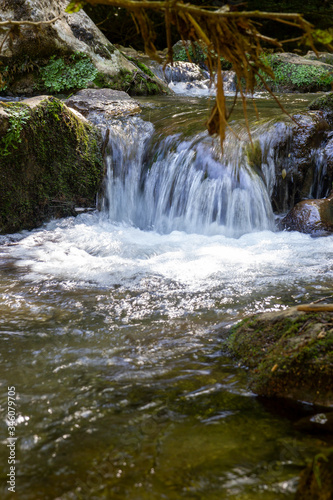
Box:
[0,94,332,499]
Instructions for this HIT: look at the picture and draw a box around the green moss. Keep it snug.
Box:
[0,97,103,233]
[228,310,333,405]
[309,92,333,112]
[93,69,166,96]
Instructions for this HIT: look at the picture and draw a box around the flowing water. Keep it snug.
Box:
[1,94,333,499]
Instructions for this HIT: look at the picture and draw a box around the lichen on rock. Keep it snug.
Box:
[0,96,104,233]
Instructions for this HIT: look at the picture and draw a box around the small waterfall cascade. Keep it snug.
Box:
[101,115,283,236]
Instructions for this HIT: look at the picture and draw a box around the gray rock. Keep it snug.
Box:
[164,61,207,83]
[65,88,141,121]
[0,0,135,78]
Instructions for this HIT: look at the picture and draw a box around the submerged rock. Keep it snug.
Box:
[281,192,333,234]
[0,96,103,233]
[227,307,333,407]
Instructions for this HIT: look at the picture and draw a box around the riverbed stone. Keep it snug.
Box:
[281,192,333,234]
[65,88,141,120]
[227,307,333,407]
[0,96,103,233]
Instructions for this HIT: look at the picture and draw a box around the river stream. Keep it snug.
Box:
[0,94,332,499]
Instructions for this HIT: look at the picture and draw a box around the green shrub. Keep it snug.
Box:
[39,52,98,93]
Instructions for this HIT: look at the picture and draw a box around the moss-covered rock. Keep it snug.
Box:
[295,450,333,500]
[309,92,333,113]
[227,307,333,407]
[0,96,104,234]
[257,53,333,93]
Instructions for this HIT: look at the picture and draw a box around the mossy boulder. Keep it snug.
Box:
[0,96,104,234]
[295,450,333,500]
[227,307,333,407]
[309,92,333,114]
[0,0,167,96]
[257,53,333,93]
[281,192,333,234]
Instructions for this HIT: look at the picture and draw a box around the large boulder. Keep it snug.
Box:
[65,88,141,121]
[227,306,333,407]
[259,52,333,93]
[281,192,333,234]
[0,0,167,96]
[0,96,103,233]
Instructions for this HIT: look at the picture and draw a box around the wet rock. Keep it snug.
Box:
[271,112,333,213]
[0,96,103,233]
[295,451,333,500]
[281,192,333,234]
[294,412,333,434]
[65,88,141,121]
[227,307,333,407]
[309,92,333,115]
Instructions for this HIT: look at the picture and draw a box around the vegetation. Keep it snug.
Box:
[39,52,98,93]
[0,103,30,157]
[173,41,232,70]
[258,53,333,92]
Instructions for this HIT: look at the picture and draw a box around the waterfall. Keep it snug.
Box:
[102,115,278,237]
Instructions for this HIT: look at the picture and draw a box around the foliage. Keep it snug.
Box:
[173,41,232,70]
[312,28,333,46]
[0,103,30,157]
[66,1,85,13]
[39,52,98,93]
[258,53,333,91]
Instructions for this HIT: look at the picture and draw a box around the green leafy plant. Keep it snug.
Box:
[39,52,98,93]
[257,53,333,92]
[0,104,30,157]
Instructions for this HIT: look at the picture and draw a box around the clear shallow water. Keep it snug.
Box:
[0,94,332,499]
